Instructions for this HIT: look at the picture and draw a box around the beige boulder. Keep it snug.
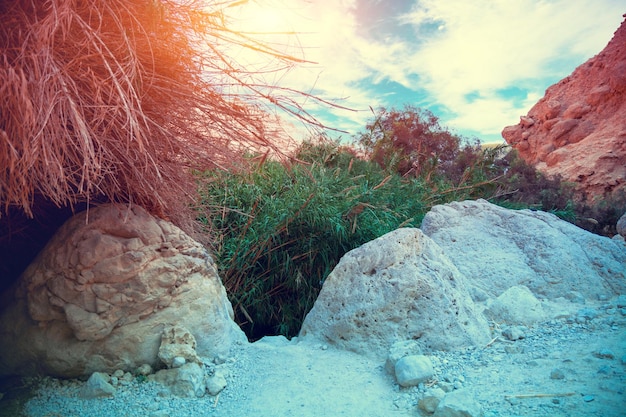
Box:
[299,228,490,360]
[0,204,245,377]
[421,199,626,301]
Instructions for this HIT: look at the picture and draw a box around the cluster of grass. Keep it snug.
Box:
[196,140,536,339]
[195,107,622,341]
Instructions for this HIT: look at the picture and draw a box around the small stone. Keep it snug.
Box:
[137,364,153,376]
[110,376,119,386]
[395,355,434,387]
[206,371,227,396]
[582,395,595,402]
[419,388,446,413]
[80,372,116,399]
[552,398,560,404]
[502,326,525,341]
[550,369,565,380]
[172,356,186,368]
[113,369,125,378]
[593,348,615,359]
[386,340,423,375]
[433,389,483,417]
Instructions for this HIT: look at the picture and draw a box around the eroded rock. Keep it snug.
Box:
[299,228,490,359]
[0,204,246,378]
[421,200,626,301]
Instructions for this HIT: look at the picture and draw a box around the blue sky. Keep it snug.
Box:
[226,0,624,144]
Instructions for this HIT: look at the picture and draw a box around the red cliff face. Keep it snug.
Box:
[502,16,626,201]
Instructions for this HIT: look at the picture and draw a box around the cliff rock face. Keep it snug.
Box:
[502,17,626,200]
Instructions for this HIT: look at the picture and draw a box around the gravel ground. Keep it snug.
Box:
[3,298,625,417]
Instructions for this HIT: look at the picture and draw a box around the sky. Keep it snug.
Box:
[224,0,624,144]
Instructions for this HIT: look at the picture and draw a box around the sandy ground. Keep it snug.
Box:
[2,298,625,417]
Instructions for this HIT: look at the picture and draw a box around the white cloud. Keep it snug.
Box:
[396,0,624,135]
[223,0,624,141]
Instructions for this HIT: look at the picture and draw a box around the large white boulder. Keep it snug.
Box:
[421,199,626,301]
[0,204,246,377]
[299,228,490,360]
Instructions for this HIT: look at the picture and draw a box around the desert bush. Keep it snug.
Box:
[197,140,428,339]
[357,105,462,178]
[0,0,315,229]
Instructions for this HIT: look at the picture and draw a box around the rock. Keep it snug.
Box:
[593,348,615,359]
[206,371,227,396]
[149,362,206,398]
[299,228,491,359]
[502,18,626,201]
[421,200,626,301]
[80,372,115,399]
[617,212,626,238]
[385,340,423,375]
[485,286,545,325]
[419,387,446,413]
[501,326,526,341]
[394,355,434,387]
[433,389,483,417]
[550,368,565,380]
[0,204,246,378]
[137,364,153,376]
[158,326,201,369]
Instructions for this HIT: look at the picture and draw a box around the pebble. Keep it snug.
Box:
[137,364,153,376]
[550,368,565,380]
[394,355,434,387]
[593,348,615,359]
[502,326,526,341]
[582,395,595,402]
[172,356,186,368]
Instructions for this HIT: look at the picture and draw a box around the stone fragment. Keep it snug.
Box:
[550,369,565,380]
[419,388,446,413]
[501,326,526,341]
[593,348,615,359]
[385,340,423,375]
[486,286,544,325]
[206,371,227,396]
[150,362,206,398]
[394,355,434,387]
[158,326,202,369]
[299,228,490,359]
[137,364,153,376]
[433,389,484,417]
[80,372,116,399]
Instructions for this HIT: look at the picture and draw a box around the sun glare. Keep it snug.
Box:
[228,0,296,34]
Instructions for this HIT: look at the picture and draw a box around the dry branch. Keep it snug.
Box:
[0,0,330,231]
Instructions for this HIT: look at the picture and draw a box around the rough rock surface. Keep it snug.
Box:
[421,199,626,300]
[157,326,202,369]
[299,228,491,359]
[0,204,245,377]
[485,285,545,325]
[502,17,626,200]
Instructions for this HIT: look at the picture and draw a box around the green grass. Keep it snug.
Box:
[196,141,518,339]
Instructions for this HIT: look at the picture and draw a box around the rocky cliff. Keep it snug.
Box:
[502,16,626,201]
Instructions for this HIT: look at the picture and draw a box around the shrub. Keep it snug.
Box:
[197,140,428,339]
